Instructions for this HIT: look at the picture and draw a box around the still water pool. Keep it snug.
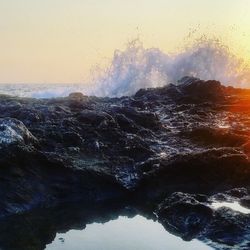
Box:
[46,215,212,250]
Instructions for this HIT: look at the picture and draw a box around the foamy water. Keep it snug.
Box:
[1,39,249,99]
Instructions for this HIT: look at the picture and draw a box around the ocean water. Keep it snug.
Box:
[0,83,87,99]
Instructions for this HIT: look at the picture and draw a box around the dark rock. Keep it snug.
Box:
[200,207,250,249]
[77,110,113,126]
[0,118,37,146]
[226,188,249,199]
[0,77,250,249]
[182,127,247,147]
[62,132,83,146]
[68,92,85,100]
[240,196,250,209]
[137,148,250,199]
[157,192,213,241]
[178,77,225,102]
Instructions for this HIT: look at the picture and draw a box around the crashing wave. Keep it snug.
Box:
[90,39,250,97]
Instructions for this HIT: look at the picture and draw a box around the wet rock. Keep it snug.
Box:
[137,148,250,199]
[182,127,247,147]
[157,192,213,241]
[178,77,225,102]
[225,188,249,199]
[115,114,139,133]
[200,207,250,249]
[0,118,37,146]
[68,92,85,100]
[240,196,250,209]
[112,106,160,130]
[62,132,83,146]
[77,110,113,126]
[210,188,249,205]
[13,108,44,125]
[1,76,250,250]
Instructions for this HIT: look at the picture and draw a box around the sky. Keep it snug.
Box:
[0,0,250,84]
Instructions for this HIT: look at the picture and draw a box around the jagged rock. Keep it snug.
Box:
[62,132,83,146]
[200,207,250,249]
[136,148,250,199]
[157,192,213,241]
[225,188,249,198]
[68,92,85,100]
[77,110,113,126]
[177,77,225,102]
[240,196,250,209]
[0,77,250,249]
[0,118,37,146]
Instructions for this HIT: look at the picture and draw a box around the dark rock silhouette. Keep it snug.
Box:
[1,77,250,249]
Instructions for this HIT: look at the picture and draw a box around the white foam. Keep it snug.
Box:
[90,39,250,97]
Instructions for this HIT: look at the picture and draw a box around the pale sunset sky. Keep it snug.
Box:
[0,0,250,83]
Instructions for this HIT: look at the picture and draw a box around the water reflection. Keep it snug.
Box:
[0,202,212,250]
[46,215,211,250]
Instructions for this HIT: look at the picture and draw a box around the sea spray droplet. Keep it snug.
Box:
[90,39,250,97]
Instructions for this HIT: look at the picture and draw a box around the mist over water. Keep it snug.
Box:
[0,38,250,98]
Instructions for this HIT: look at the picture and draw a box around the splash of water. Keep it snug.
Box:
[0,38,249,99]
[90,38,250,97]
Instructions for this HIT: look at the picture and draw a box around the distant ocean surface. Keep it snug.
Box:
[0,83,87,99]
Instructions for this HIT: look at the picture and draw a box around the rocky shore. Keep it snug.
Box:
[1,76,250,249]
